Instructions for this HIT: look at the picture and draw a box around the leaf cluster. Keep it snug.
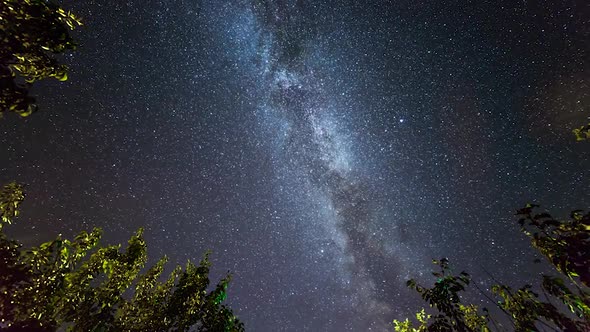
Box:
[572,124,590,141]
[393,308,431,332]
[516,204,590,287]
[399,259,489,332]
[0,182,24,229]
[0,0,81,117]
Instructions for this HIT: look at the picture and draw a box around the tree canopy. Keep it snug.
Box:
[0,0,81,117]
[0,183,244,332]
[393,206,590,332]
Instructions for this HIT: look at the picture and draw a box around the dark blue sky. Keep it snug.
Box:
[1,0,589,330]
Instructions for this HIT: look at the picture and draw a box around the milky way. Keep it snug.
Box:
[1,0,589,331]
[241,2,420,328]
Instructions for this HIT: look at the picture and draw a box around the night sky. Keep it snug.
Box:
[1,0,589,331]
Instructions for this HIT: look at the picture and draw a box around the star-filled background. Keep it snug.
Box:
[1,0,589,330]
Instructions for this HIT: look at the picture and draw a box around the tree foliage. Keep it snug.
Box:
[0,182,24,229]
[396,259,490,332]
[0,183,244,331]
[393,308,431,332]
[0,0,81,117]
[517,204,590,287]
[573,123,590,141]
[394,206,590,332]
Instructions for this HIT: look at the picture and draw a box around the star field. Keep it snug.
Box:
[1,0,589,331]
